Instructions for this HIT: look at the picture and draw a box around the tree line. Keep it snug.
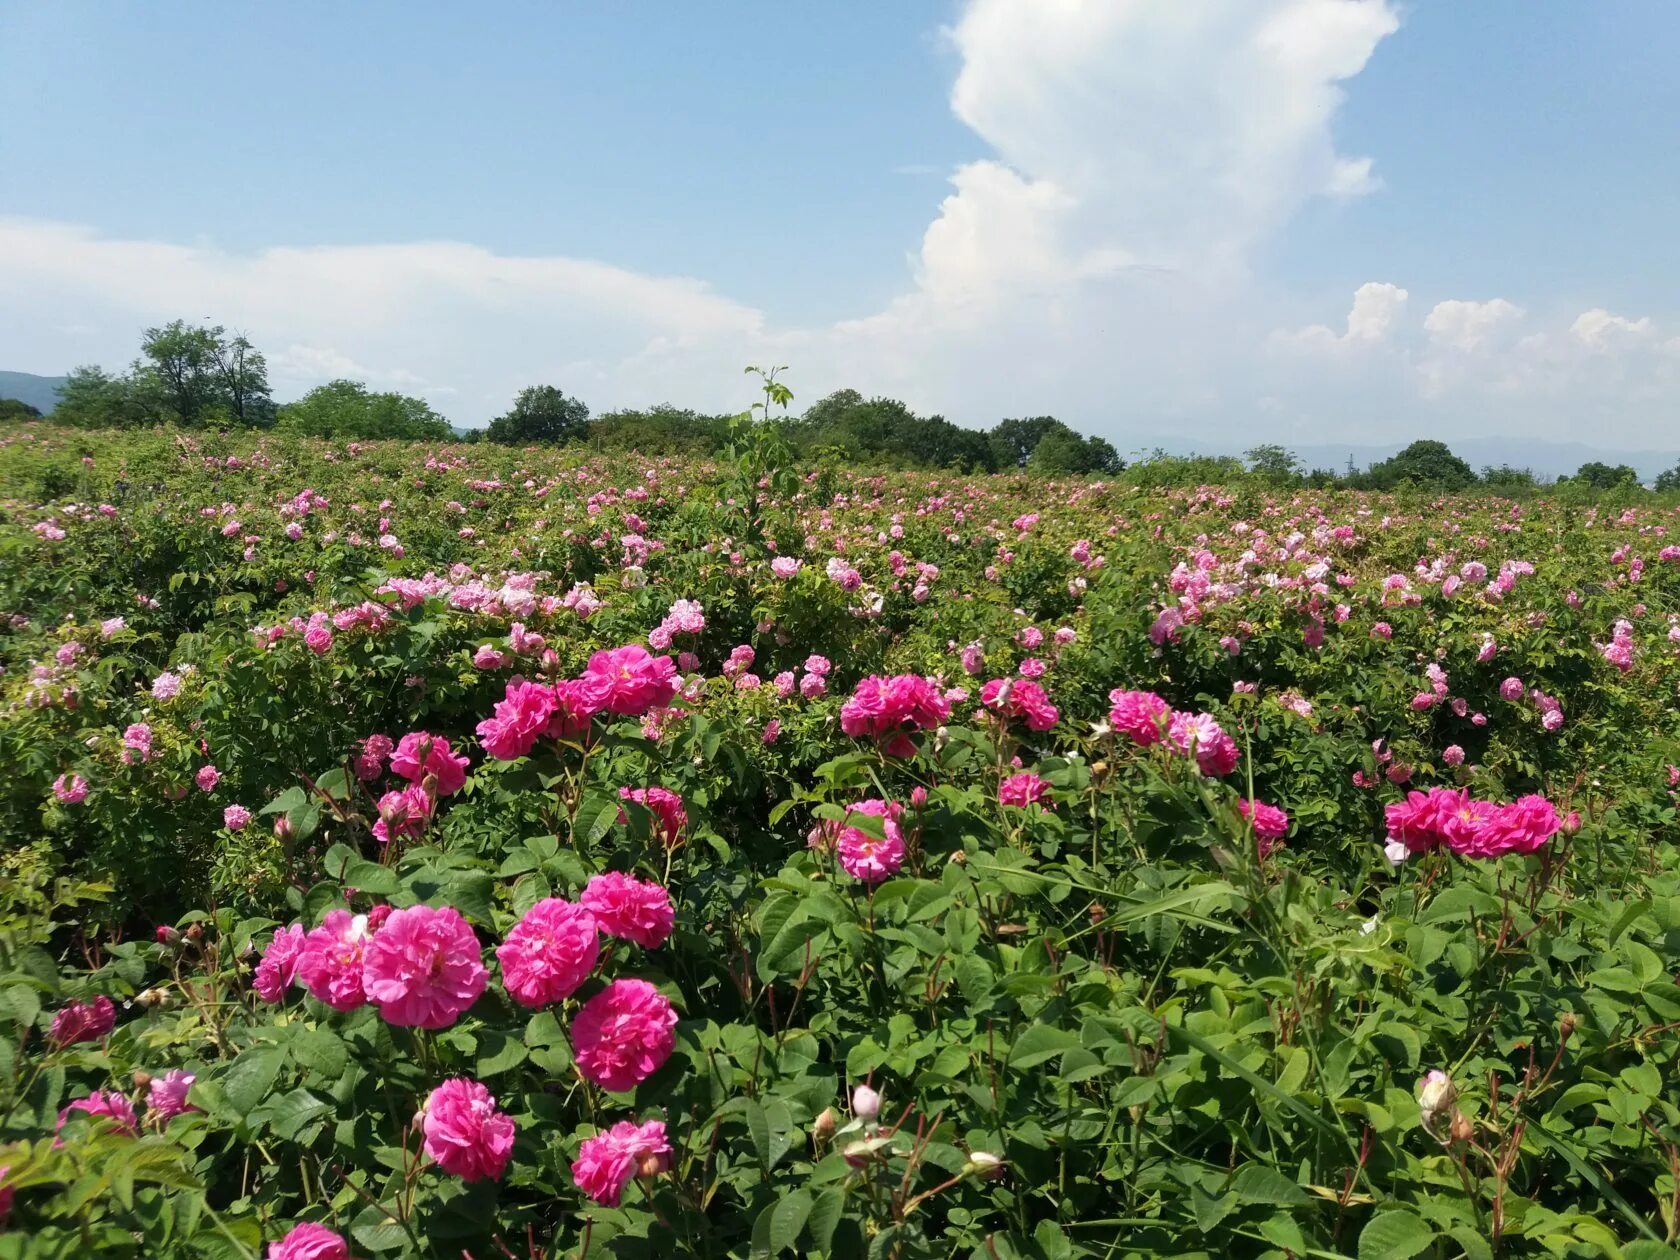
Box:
[2,320,1676,487]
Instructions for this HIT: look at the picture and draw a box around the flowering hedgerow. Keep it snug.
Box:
[0,424,1678,1255]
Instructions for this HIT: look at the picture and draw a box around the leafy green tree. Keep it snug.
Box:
[990,417,1066,469]
[276,380,452,440]
[1569,461,1639,490]
[591,404,730,453]
[1655,463,1680,493]
[213,333,275,427]
[1244,444,1301,483]
[1364,440,1477,491]
[138,321,227,426]
[0,398,41,422]
[52,366,155,429]
[485,385,590,445]
[1480,464,1541,491]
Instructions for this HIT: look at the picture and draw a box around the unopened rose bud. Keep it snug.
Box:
[964,1151,1004,1179]
[155,925,181,946]
[851,1084,880,1122]
[636,1150,669,1178]
[273,814,294,841]
[185,924,203,942]
[132,987,171,1009]
[1560,1011,1577,1041]
[812,1107,838,1147]
[910,786,928,810]
[1563,810,1582,836]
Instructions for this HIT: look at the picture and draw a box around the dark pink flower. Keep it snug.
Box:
[268,1223,349,1260]
[571,1119,671,1206]
[420,1078,516,1182]
[581,873,675,949]
[839,674,950,757]
[362,905,486,1029]
[583,645,679,716]
[296,910,372,1011]
[618,786,687,848]
[572,978,678,1093]
[998,772,1051,808]
[390,732,470,797]
[1107,689,1172,746]
[496,898,599,1007]
[254,924,307,1002]
[48,995,115,1047]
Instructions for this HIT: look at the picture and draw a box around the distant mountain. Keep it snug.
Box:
[0,370,68,415]
[1127,435,1680,483]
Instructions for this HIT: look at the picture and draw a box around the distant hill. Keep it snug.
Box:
[0,370,68,415]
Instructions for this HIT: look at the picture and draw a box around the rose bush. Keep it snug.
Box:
[0,423,1677,1256]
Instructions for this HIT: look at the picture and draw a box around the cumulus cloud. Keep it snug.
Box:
[1274,281,1408,350]
[1423,298,1524,353]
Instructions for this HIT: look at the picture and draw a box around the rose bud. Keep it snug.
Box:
[851,1084,881,1122]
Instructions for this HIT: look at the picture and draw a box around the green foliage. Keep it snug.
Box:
[1360,439,1479,491]
[277,379,452,440]
[1568,460,1641,490]
[484,385,590,445]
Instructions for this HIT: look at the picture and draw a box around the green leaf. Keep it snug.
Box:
[769,1189,812,1255]
[1358,1211,1433,1260]
[291,1026,348,1078]
[220,1044,287,1116]
[340,859,400,897]
[806,1186,845,1253]
[1230,1164,1308,1205]
[1008,1023,1082,1069]
[571,791,619,848]
[474,1029,528,1077]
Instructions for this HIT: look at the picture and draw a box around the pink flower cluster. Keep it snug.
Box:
[1106,689,1239,777]
[284,905,486,1028]
[978,678,1059,733]
[819,798,908,884]
[1386,788,1562,859]
[1237,798,1290,859]
[619,785,688,848]
[998,772,1051,808]
[420,1078,516,1182]
[839,674,951,757]
[477,645,678,760]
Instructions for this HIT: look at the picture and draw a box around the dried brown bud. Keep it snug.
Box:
[1449,1109,1474,1146]
[131,1070,153,1090]
[1559,1011,1577,1041]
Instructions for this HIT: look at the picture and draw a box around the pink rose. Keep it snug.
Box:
[496,899,600,1007]
[580,873,675,949]
[571,979,678,1093]
[420,1078,516,1182]
[362,905,486,1029]
[268,1223,349,1260]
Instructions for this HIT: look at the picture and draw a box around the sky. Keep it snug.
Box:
[2,1,1678,451]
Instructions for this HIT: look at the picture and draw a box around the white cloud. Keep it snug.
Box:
[1570,308,1653,351]
[1423,298,1524,353]
[1274,280,1408,350]
[2,1,1676,449]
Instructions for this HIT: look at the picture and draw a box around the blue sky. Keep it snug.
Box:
[3,1,1678,449]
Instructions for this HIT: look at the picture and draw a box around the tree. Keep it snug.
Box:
[1365,440,1477,491]
[139,321,226,426]
[1245,444,1302,483]
[1480,464,1541,491]
[990,417,1066,469]
[212,333,275,427]
[1655,464,1680,493]
[1569,461,1639,490]
[52,365,155,429]
[0,398,41,422]
[485,386,590,445]
[276,380,452,440]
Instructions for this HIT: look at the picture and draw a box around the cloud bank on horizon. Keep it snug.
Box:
[0,0,1674,448]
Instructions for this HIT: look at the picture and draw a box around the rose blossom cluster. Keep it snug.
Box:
[1106,689,1240,777]
[1385,787,1563,860]
[839,674,951,757]
[810,798,907,884]
[477,644,678,759]
[978,678,1059,733]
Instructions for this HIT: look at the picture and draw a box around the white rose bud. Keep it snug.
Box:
[851,1084,881,1122]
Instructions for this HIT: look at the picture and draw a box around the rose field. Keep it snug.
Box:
[3,422,1680,1260]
